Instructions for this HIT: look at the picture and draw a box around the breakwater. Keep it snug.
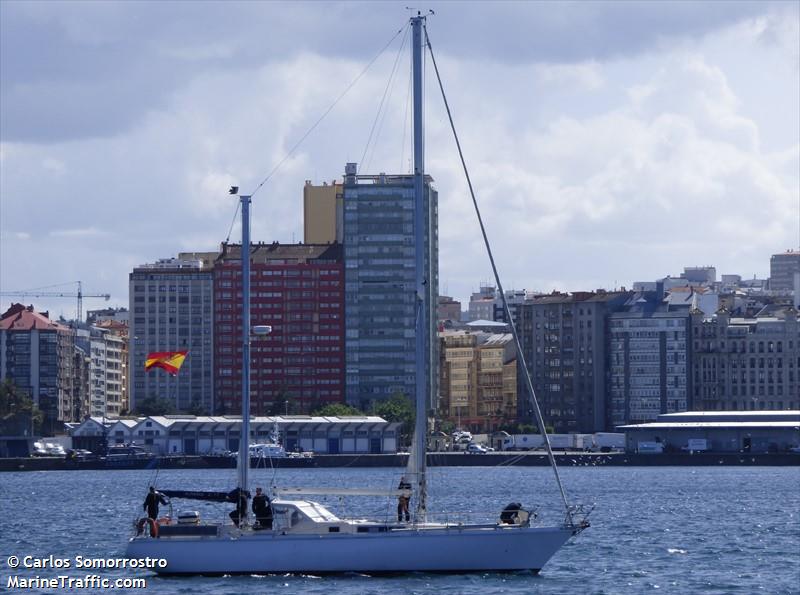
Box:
[1,451,797,471]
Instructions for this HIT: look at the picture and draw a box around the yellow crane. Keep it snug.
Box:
[0,281,111,323]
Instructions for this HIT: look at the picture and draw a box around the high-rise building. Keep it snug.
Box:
[770,250,800,291]
[0,304,75,433]
[608,294,692,427]
[214,242,344,415]
[304,180,342,244]
[517,291,630,433]
[129,255,216,413]
[343,164,438,409]
[691,306,799,410]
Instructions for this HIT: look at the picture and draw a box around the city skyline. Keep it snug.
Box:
[2,1,798,318]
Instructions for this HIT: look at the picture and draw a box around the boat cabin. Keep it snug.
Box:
[271,500,390,535]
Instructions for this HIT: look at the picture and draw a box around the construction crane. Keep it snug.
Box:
[0,281,111,323]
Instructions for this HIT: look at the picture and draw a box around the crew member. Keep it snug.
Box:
[228,488,249,527]
[397,476,411,523]
[252,487,273,529]
[142,486,168,520]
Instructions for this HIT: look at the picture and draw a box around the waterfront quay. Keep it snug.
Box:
[2,451,797,472]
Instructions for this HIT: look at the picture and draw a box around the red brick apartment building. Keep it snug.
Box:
[214,242,344,415]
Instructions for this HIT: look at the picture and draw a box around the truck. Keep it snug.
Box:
[546,434,573,450]
[501,434,544,451]
[592,433,626,452]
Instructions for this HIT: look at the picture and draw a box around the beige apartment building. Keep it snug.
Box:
[439,331,517,432]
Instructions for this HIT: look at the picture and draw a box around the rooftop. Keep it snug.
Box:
[0,304,70,332]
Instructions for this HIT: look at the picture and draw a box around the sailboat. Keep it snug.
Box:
[126,14,589,575]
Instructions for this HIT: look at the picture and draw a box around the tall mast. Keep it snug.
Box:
[237,194,252,514]
[411,12,428,519]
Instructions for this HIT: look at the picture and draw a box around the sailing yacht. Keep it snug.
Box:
[126,14,588,575]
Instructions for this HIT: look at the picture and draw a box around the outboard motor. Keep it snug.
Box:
[500,502,531,525]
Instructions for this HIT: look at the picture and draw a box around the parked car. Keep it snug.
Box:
[466,443,488,454]
[31,442,49,457]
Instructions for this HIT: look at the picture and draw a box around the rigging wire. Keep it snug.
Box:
[400,59,412,173]
[248,25,407,198]
[224,200,241,244]
[423,24,574,521]
[359,24,410,174]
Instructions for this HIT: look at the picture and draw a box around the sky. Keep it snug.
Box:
[1,0,798,319]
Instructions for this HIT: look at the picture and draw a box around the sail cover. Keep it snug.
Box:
[159,488,249,503]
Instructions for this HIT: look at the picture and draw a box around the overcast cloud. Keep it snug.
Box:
[1,0,798,318]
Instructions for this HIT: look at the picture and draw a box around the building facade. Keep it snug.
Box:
[608,295,692,427]
[468,285,496,321]
[770,250,800,291]
[0,304,75,433]
[70,414,401,455]
[75,325,126,417]
[438,331,517,432]
[618,411,800,453]
[214,242,344,416]
[129,255,216,413]
[342,165,438,409]
[692,307,800,411]
[303,180,342,244]
[72,343,90,421]
[437,295,462,322]
[517,292,630,433]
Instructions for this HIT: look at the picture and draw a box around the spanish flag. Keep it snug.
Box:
[145,351,188,375]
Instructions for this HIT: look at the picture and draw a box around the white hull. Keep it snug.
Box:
[126,524,576,575]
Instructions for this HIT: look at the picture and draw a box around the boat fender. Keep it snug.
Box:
[136,517,159,538]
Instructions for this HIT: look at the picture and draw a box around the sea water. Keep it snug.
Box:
[1,465,798,594]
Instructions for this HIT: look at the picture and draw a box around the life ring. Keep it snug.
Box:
[136,517,159,538]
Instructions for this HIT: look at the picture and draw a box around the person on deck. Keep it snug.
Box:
[252,487,273,529]
[228,488,249,527]
[397,476,412,523]
[142,486,168,520]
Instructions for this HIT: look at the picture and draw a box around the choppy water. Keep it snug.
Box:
[1,465,798,594]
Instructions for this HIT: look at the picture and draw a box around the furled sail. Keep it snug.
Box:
[159,488,249,503]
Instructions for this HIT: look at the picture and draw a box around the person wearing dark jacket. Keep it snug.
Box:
[142,486,168,520]
[228,488,249,527]
[251,487,272,529]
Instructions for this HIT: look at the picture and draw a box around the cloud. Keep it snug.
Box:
[0,1,777,143]
[535,62,605,91]
[0,1,796,312]
[49,227,110,238]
